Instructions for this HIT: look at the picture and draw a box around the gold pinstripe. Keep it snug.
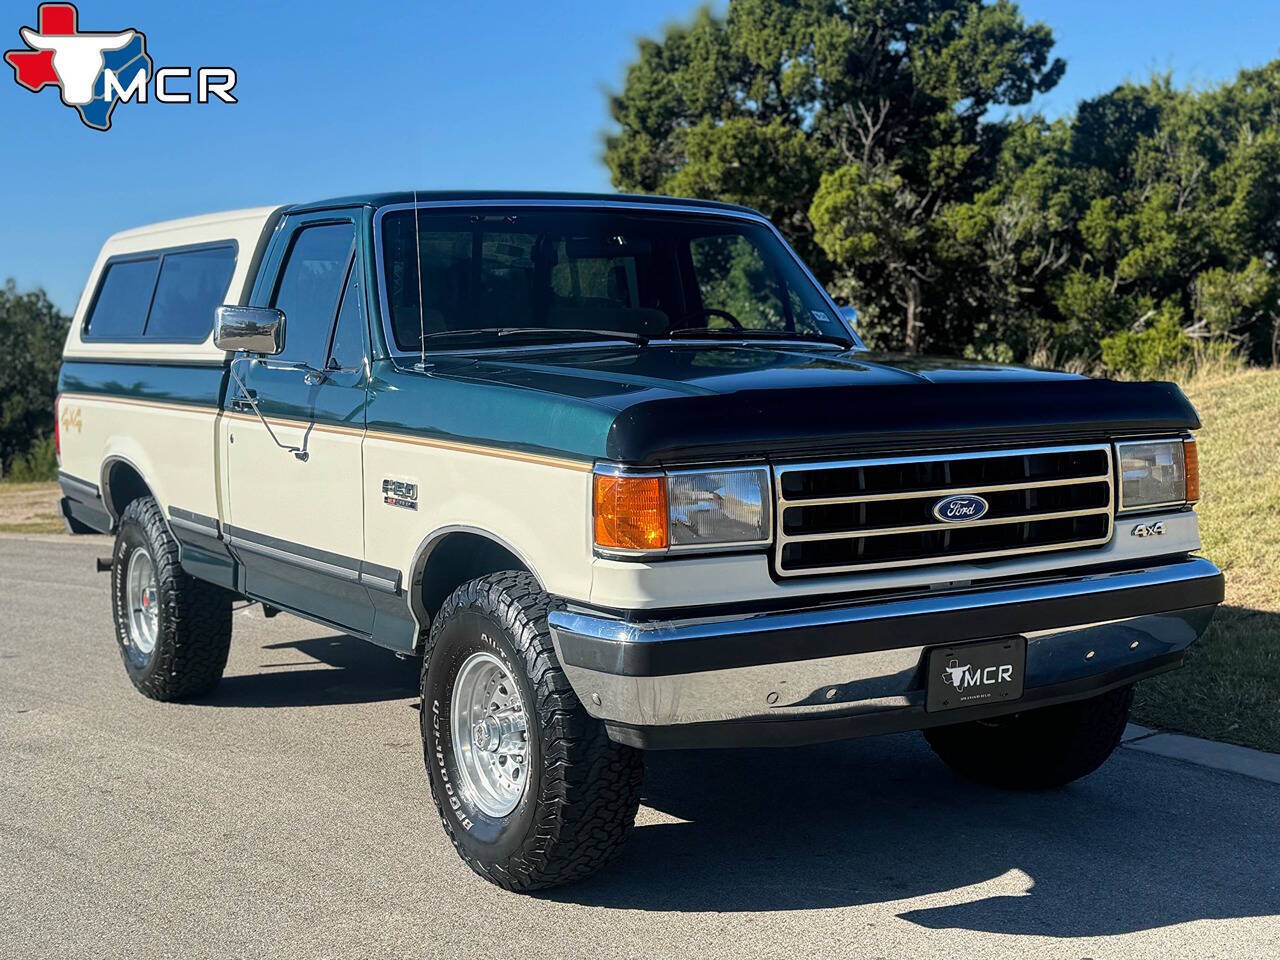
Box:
[60,392,216,418]
[361,428,594,471]
[61,391,594,472]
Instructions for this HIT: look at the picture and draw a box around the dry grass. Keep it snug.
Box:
[1131,368,1280,753]
[0,481,63,534]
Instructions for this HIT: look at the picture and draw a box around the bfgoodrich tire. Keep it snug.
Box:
[923,685,1134,789]
[421,571,643,891]
[110,495,232,700]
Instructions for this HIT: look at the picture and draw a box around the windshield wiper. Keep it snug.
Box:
[662,327,852,347]
[418,326,648,348]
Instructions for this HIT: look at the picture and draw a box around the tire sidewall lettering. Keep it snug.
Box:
[430,697,473,831]
[423,608,537,854]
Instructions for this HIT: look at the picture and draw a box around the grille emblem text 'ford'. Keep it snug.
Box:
[932,494,989,523]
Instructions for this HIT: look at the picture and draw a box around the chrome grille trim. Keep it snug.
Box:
[787,473,1105,507]
[774,443,1115,577]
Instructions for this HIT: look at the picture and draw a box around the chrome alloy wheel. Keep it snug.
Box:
[125,547,159,656]
[450,651,530,817]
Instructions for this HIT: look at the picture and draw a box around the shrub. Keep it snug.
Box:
[6,434,58,482]
[0,280,68,468]
[1101,311,1194,378]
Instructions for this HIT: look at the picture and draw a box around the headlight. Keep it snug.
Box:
[593,465,772,556]
[1116,438,1198,511]
[667,468,771,548]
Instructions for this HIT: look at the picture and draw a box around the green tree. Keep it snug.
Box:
[1052,68,1280,367]
[0,280,69,476]
[608,3,1280,370]
[605,0,1064,351]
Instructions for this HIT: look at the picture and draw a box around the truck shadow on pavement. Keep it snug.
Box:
[543,734,1280,936]
[196,636,420,708]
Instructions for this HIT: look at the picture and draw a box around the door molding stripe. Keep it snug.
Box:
[220,523,404,595]
[226,532,361,583]
[169,505,219,534]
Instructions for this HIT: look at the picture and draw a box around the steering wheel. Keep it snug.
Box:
[681,307,743,330]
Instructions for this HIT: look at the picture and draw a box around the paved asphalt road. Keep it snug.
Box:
[2,535,1278,960]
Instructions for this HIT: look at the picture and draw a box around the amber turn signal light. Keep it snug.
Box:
[593,473,668,552]
[1184,438,1199,503]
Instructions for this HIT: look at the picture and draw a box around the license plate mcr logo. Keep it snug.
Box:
[941,657,1014,691]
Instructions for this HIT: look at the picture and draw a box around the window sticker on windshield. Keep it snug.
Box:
[811,310,831,325]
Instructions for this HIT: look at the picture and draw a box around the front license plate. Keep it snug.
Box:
[925,636,1026,713]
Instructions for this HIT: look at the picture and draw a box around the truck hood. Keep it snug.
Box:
[423,343,1200,464]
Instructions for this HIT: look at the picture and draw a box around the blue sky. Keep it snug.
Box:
[1,1,1276,313]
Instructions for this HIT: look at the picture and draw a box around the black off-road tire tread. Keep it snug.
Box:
[924,685,1135,789]
[422,571,644,891]
[112,496,232,701]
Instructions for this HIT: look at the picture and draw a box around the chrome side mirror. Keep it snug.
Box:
[839,305,859,329]
[214,305,285,355]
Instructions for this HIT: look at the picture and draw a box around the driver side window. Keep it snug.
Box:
[271,222,355,368]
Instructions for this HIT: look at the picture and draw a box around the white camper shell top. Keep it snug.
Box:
[64,205,285,366]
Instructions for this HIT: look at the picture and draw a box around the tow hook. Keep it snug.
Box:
[95,557,113,573]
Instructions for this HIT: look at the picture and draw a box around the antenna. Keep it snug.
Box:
[413,189,426,368]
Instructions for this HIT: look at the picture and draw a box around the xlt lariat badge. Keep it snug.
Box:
[382,478,418,510]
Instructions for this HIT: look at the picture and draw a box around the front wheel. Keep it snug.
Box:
[420,571,643,891]
[923,685,1134,789]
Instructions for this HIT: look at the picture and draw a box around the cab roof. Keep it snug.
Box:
[285,191,763,217]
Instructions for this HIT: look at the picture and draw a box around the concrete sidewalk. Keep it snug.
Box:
[1122,724,1280,785]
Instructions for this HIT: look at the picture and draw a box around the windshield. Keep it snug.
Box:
[378,207,851,351]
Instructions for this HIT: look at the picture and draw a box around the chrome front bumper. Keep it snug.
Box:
[547,557,1223,749]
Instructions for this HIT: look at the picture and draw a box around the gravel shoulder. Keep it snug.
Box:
[0,481,62,534]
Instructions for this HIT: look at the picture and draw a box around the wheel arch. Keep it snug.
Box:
[409,525,546,647]
[99,455,155,527]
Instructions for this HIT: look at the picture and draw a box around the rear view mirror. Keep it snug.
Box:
[214,305,285,355]
[565,235,652,258]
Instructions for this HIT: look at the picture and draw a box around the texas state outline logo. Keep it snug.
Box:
[4,3,237,131]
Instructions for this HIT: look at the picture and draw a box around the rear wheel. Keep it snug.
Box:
[110,496,233,700]
[923,685,1134,789]
[420,571,643,891]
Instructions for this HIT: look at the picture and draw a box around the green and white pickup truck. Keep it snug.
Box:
[57,192,1223,890]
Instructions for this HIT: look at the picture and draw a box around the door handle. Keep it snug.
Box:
[227,359,308,461]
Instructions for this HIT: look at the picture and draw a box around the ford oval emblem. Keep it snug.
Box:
[933,494,989,523]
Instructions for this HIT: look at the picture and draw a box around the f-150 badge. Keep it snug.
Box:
[382,478,418,510]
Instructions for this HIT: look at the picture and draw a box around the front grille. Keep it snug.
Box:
[774,444,1114,577]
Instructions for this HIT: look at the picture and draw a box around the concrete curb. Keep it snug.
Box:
[0,532,110,543]
[1122,723,1280,785]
